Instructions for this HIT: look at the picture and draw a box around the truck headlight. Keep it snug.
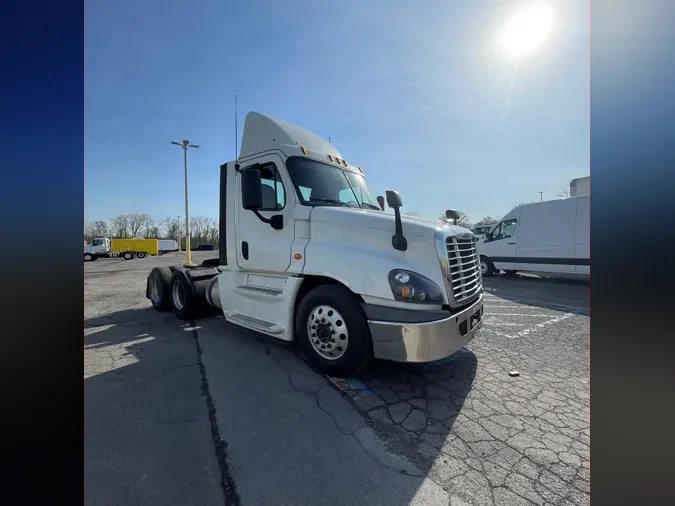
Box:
[388,269,444,304]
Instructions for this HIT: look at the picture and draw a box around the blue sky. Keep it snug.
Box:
[85,0,588,224]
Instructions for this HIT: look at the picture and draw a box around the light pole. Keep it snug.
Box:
[537,190,545,202]
[171,140,199,266]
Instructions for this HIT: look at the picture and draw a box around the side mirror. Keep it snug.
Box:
[241,167,262,210]
[386,190,403,209]
[385,190,406,251]
[376,195,385,211]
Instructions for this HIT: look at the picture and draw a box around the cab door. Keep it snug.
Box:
[484,218,519,271]
[236,154,295,273]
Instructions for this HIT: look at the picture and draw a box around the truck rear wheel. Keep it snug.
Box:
[148,267,173,311]
[169,269,204,320]
[295,284,373,377]
[123,252,134,260]
[137,252,147,259]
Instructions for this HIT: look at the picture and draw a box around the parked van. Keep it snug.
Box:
[477,195,589,279]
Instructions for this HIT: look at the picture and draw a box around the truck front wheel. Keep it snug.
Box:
[123,252,134,260]
[295,284,373,377]
[84,253,93,262]
[479,256,496,277]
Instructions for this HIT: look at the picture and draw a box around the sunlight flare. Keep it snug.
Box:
[500,3,553,57]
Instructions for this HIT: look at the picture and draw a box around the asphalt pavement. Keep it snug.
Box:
[85,253,589,506]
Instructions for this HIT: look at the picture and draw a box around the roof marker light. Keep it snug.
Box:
[342,159,348,167]
[300,146,308,155]
[328,154,334,162]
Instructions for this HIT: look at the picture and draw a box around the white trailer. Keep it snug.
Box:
[145,112,484,377]
[158,239,179,255]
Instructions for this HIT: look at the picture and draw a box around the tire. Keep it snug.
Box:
[84,253,93,262]
[148,267,173,311]
[169,269,203,320]
[295,284,373,377]
[158,251,165,256]
[479,256,496,277]
[137,252,147,259]
[123,252,134,260]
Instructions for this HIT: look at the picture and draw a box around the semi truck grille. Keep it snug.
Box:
[446,236,482,303]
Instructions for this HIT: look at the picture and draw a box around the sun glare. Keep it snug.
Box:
[500,4,553,57]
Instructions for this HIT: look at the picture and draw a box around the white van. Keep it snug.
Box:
[477,195,589,279]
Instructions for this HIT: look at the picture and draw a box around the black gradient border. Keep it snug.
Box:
[0,1,84,502]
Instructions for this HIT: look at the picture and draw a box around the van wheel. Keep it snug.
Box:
[295,284,373,377]
[148,267,173,311]
[123,252,134,260]
[480,256,496,277]
[84,253,93,262]
[137,252,147,259]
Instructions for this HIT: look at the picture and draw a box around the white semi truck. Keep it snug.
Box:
[145,112,484,377]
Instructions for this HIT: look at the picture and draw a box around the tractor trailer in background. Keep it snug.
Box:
[84,238,159,261]
[145,112,485,377]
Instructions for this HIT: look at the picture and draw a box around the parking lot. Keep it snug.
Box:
[85,253,589,506]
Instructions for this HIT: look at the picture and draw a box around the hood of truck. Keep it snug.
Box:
[309,207,467,239]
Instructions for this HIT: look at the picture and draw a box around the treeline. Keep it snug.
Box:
[84,213,219,247]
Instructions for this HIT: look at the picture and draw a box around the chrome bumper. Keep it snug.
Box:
[368,294,484,363]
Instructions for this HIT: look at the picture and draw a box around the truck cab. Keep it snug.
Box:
[147,112,485,377]
[84,237,111,261]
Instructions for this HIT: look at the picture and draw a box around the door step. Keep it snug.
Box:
[227,313,284,335]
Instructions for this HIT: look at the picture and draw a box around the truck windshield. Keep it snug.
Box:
[287,157,380,210]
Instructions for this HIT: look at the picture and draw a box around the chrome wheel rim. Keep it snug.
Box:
[172,280,185,310]
[84,254,91,261]
[306,305,349,361]
[480,261,488,274]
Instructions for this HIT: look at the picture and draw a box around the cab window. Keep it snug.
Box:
[247,163,286,210]
[487,219,517,241]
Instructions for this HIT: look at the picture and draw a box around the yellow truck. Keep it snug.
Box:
[84,237,159,261]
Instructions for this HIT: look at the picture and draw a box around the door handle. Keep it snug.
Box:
[508,242,516,245]
[241,241,249,260]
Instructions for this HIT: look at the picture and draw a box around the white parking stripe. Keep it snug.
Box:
[482,312,576,339]
[487,313,560,317]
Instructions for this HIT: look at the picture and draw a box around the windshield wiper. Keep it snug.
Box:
[308,198,353,207]
[361,203,381,211]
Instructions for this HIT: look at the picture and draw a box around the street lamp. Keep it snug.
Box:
[171,140,199,266]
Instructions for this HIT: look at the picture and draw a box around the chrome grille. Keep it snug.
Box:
[445,236,482,303]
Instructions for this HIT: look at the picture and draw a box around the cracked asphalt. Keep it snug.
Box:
[85,253,589,505]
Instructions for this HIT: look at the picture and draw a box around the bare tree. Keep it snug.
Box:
[204,217,219,244]
[161,217,182,241]
[127,213,150,238]
[144,216,160,238]
[556,190,570,199]
[474,217,499,227]
[110,214,130,238]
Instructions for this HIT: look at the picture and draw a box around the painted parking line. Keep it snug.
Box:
[486,313,561,317]
[482,312,577,338]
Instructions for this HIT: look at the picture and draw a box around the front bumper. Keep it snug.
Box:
[366,294,484,363]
